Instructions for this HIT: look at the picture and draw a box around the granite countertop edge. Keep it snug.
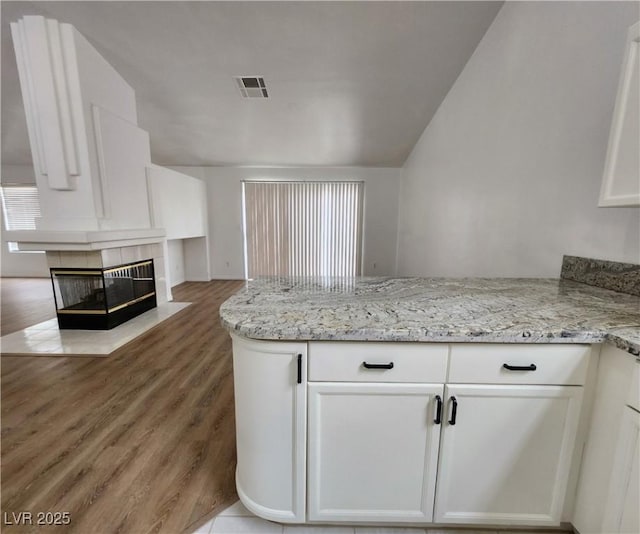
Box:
[222,319,638,354]
[604,332,640,355]
[219,277,640,356]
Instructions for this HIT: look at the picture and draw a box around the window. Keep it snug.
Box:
[0,185,42,252]
[242,181,364,278]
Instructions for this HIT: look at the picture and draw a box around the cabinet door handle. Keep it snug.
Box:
[434,395,442,425]
[503,363,537,371]
[297,354,302,384]
[448,396,458,425]
[362,361,394,370]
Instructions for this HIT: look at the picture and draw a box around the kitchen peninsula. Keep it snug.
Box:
[220,276,640,352]
[220,266,640,532]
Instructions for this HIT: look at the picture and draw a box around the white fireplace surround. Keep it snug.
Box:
[45,242,169,305]
[5,228,171,303]
[6,16,209,297]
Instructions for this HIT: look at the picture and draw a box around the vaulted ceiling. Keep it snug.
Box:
[1,1,503,168]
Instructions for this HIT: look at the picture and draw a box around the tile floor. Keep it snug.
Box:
[0,301,191,356]
[192,501,567,534]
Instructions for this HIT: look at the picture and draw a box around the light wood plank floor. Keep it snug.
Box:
[1,278,244,534]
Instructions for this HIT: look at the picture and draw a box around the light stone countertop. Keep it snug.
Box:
[219,277,640,355]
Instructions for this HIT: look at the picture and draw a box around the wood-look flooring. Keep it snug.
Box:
[1,279,244,534]
[1,277,57,337]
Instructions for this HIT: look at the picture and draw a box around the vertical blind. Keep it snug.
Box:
[243,181,364,278]
[0,185,42,252]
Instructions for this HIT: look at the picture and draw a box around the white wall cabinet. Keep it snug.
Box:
[231,335,307,523]
[308,382,443,523]
[434,384,583,526]
[599,21,640,207]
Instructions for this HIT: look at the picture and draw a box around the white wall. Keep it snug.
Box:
[0,165,49,277]
[148,164,210,286]
[166,239,185,287]
[397,1,640,277]
[147,164,208,239]
[172,167,401,279]
[183,236,210,282]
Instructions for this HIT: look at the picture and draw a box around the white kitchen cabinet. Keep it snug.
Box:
[231,334,307,522]
[308,342,448,383]
[573,345,639,534]
[231,338,594,528]
[603,406,640,534]
[434,384,583,526]
[448,344,590,385]
[307,382,443,523]
[599,21,640,207]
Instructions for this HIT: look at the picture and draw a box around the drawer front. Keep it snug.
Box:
[448,344,590,385]
[308,342,448,383]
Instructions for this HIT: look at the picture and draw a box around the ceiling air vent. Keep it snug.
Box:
[235,76,268,98]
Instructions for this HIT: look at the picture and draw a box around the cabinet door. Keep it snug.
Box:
[434,384,583,526]
[603,406,640,534]
[231,335,306,522]
[599,21,640,207]
[308,382,443,522]
[573,345,636,534]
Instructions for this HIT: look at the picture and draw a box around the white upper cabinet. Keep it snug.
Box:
[599,21,640,207]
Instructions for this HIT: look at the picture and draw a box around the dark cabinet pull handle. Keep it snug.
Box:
[503,363,537,371]
[362,361,394,370]
[448,396,458,425]
[297,354,302,384]
[434,395,442,425]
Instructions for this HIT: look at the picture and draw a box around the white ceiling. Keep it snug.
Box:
[1,1,503,168]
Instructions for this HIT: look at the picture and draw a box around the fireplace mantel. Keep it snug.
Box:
[5,228,166,251]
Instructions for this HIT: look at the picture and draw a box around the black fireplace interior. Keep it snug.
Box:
[51,259,157,330]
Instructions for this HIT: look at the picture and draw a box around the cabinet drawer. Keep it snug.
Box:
[308,342,448,383]
[448,344,590,385]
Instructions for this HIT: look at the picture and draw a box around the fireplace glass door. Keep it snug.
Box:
[52,270,106,314]
[104,261,155,311]
[51,260,156,330]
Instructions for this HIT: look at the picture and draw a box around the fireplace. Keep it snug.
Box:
[50,259,157,330]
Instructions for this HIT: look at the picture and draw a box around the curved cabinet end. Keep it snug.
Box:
[237,474,300,524]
